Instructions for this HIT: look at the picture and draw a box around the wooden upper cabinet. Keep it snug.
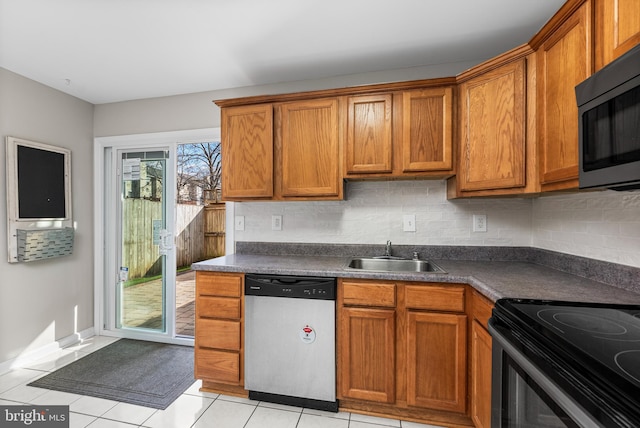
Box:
[401,87,453,173]
[595,0,640,70]
[535,0,592,191]
[217,80,456,197]
[458,59,527,192]
[277,98,343,199]
[345,94,393,175]
[221,104,273,199]
[345,87,455,179]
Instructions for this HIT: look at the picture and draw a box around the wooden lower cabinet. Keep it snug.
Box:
[339,307,396,403]
[193,273,494,426]
[194,272,246,396]
[471,321,492,428]
[407,311,467,413]
[338,279,475,427]
[470,291,495,428]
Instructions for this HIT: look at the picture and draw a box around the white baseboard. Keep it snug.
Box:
[0,327,95,376]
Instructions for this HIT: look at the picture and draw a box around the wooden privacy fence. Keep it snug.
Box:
[122,199,225,279]
[175,204,204,269]
[203,204,226,260]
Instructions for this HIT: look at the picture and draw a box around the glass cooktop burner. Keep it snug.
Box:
[616,350,640,384]
[493,298,640,427]
[549,311,629,335]
[505,300,640,388]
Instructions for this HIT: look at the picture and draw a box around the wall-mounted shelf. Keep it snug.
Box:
[16,228,74,262]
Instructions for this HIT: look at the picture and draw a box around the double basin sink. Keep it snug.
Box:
[347,257,446,273]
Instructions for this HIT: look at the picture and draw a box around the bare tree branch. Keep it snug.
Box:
[176,142,221,203]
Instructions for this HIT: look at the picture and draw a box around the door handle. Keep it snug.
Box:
[158,229,173,255]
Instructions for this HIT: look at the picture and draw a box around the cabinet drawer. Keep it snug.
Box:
[196,348,241,384]
[197,272,242,297]
[197,319,241,351]
[198,296,241,319]
[342,281,396,307]
[405,285,465,312]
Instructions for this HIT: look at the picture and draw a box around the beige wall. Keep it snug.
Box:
[93,60,478,137]
[0,68,95,366]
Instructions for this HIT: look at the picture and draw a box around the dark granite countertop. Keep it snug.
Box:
[191,243,640,305]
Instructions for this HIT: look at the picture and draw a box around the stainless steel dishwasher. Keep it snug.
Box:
[244,273,337,412]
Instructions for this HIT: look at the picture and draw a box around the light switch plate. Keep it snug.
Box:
[272,215,282,231]
[234,216,245,231]
[403,214,416,232]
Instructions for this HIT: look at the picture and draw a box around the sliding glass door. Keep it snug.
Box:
[95,129,222,345]
[116,149,173,334]
[97,142,181,343]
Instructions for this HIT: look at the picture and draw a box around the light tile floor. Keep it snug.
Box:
[0,336,446,428]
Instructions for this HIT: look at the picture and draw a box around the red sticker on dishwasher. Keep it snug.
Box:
[299,325,316,344]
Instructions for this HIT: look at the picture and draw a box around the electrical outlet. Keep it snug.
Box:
[403,214,416,232]
[234,215,245,231]
[272,215,282,231]
[473,214,487,232]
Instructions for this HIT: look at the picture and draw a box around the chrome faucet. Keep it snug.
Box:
[385,240,392,257]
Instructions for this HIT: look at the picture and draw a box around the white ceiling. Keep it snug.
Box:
[0,0,565,105]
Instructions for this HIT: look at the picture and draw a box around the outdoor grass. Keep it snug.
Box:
[123,266,192,288]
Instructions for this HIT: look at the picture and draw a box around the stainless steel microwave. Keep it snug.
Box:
[575,43,640,191]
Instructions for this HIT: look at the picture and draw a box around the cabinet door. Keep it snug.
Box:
[402,88,453,172]
[278,98,342,198]
[596,0,640,69]
[471,320,493,428]
[345,94,393,175]
[459,60,526,191]
[221,104,273,199]
[406,311,467,413]
[537,1,592,191]
[339,307,395,403]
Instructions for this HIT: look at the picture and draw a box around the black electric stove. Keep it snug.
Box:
[490,298,640,427]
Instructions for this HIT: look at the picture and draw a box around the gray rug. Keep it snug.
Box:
[28,339,194,409]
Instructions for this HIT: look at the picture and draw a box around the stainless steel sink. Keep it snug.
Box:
[347,257,446,273]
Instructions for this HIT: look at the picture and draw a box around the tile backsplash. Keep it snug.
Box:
[233,180,640,268]
[532,190,640,268]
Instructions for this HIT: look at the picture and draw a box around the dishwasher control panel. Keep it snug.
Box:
[245,274,336,300]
